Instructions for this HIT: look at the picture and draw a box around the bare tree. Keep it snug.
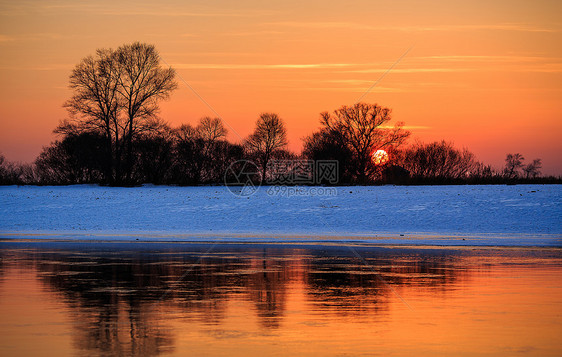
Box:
[0,153,14,184]
[197,117,227,143]
[55,42,176,184]
[174,124,198,142]
[114,42,177,183]
[245,113,288,181]
[170,124,204,184]
[169,120,241,184]
[59,48,121,183]
[402,141,476,180]
[0,153,37,185]
[523,158,542,179]
[302,128,354,183]
[472,162,496,179]
[504,153,525,179]
[0,153,6,180]
[58,43,176,185]
[320,103,410,182]
[35,132,107,184]
[131,124,175,185]
[195,117,228,181]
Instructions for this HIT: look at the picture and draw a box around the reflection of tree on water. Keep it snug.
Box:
[31,253,177,356]
[243,248,304,328]
[70,298,173,357]
[1,244,473,356]
[304,248,468,317]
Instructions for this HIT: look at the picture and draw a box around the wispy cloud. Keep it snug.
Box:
[406,23,559,32]
[7,62,556,74]
[224,30,285,37]
[4,59,558,74]
[162,51,260,58]
[264,21,560,33]
[346,66,562,74]
[172,63,356,70]
[282,86,403,93]
[324,79,472,89]
[324,79,376,85]
[0,34,15,42]
[416,55,562,62]
[408,55,562,73]
[0,64,72,71]
[265,21,374,31]
[171,62,562,73]
[521,65,562,73]
[344,68,474,74]
[381,125,430,130]
[97,10,266,17]
[1,3,274,17]
[0,33,93,42]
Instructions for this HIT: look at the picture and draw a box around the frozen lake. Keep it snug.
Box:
[1,185,561,246]
[1,242,561,356]
[1,185,561,355]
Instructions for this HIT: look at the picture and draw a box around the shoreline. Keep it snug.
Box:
[1,231,560,248]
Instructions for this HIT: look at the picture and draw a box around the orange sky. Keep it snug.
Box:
[1,0,561,174]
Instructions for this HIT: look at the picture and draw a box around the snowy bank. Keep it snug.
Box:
[1,185,561,246]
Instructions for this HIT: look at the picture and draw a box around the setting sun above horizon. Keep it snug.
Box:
[0,0,561,175]
[372,149,390,166]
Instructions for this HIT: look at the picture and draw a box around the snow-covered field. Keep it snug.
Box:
[0,185,561,246]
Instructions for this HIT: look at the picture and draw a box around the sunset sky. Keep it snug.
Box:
[1,0,561,174]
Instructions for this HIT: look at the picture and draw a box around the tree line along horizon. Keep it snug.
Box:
[0,42,555,186]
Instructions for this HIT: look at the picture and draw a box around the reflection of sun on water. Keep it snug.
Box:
[372,149,389,166]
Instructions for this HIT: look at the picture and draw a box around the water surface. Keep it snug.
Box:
[1,242,561,356]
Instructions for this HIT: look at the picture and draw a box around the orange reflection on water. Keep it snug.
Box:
[0,245,561,356]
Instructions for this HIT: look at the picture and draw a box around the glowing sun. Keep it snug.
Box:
[372,149,389,166]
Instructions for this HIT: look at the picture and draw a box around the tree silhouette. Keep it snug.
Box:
[0,153,20,184]
[115,43,177,183]
[402,141,476,180]
[245,113,288,181]
[35,132,107,184]
[130,126,174,184]
[196,117,228,182]
[314,103,409,183]
[523,158,542,179]
[504,153,525,179]
[197,116,227,143]
[170,124,205,184]
[302,128,354,184]
[58,48,121,183]
[0,153,7,183]
[57,42,176,185]
[168,118,242,184]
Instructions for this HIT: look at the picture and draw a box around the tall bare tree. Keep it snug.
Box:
[114,42,177,183]
[320,103,410,182]
[59,49,121,183]
[57,42,177,185]
[245,113,288,181]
